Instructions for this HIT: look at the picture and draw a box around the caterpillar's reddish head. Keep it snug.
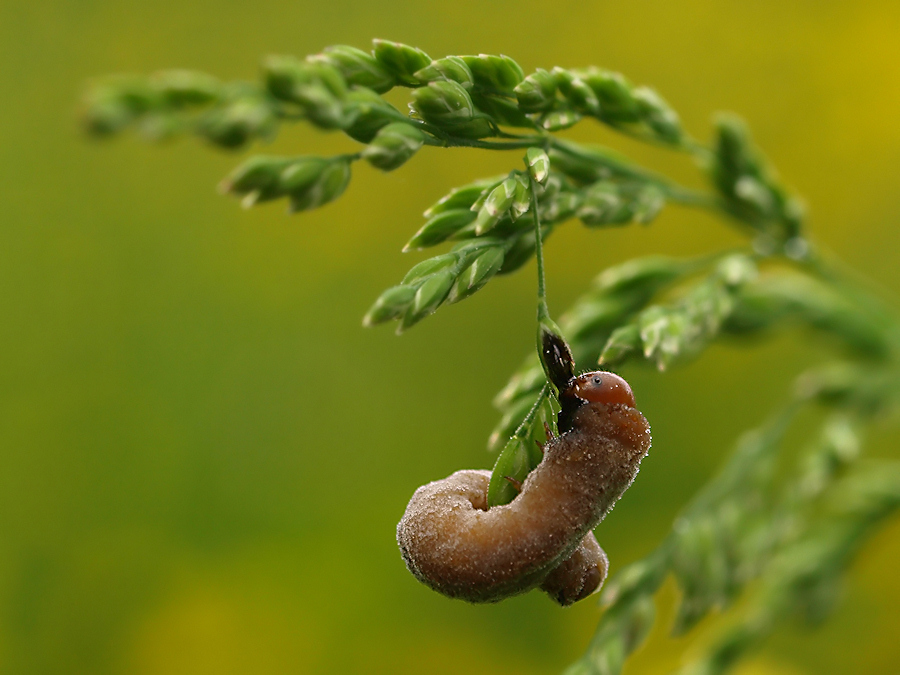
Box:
[569,371,636,408]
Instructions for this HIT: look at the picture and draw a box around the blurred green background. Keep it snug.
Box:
[2,1,900,674]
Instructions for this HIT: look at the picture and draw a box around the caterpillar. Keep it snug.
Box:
[396,368,651,605]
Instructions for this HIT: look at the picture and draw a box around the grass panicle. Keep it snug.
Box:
[83,40,900,675]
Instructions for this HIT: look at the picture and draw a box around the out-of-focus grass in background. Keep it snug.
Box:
[1,2,899,674]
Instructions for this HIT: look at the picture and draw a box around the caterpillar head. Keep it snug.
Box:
[557,370,636,433]
[570,371,636,408]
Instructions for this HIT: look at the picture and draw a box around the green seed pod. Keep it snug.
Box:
[372,39,431,82]
[577,182,632,226]
[539,109,582,132]
[409,79,494,139]
[781,201,807,245]
[553,68,600,115]
[670,516,731,634]
[578,181,665,226]
[82,77,158,136]
[363,122,425,171]
[262,56,349,128]
[218,155,294,205]
[486,436,531,507]
[307,62,347,99]
[547,152,600,186]
[447,246,506,303]
[82,93,138,136]
[153,69,221,107]
[485,177,517,217]
[594,255,695,296]
[115,79,160,112]
[498,231,536,275]
[402,253,459,284]
[530,397,557,465]
[414,56,474,88]
[363,284,417,326]
[514,68,558,113]
[448,217,490,241]
[303,71,348,128]
[448,116,497,139]
[196,93,277,148]
[578,68,639,123]
[471,93,532,128]
[536,172,562,200]
[510,174,531,221]
[404,209,477,251]
[460,54,525,94]
[638,306,678,367]
[316,45,395,93]
[401,268,456,330]
[263,56,347,102]
[285,158,351,212]
[278,156,329,195]
[709,114,774,220]
[411,79,475,126]
[472,209,501,236]
[716,253,757,288]
[541,190,582,224]
[736,176,776,218]
[450,237,505,258]
[526,148,550,185]
[639,301,705,371]
[342,86,402,143]
[712,114,758,180]
[469,178,503,213]
[567,79,601,116]
[137,113,184,142]
[633,86,682,143]
[547,144,630,185]
[474,177,517,235]
[296,82,348,129]
[315,158,352,208]
[599,324,641,365]
[633,185,666,224]
[262,55,304,100]
[423,176,505,218]
[798,415,861,499]
[487,394,537,453]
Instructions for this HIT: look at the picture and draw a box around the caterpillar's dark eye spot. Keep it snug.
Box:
[593,375,602,385]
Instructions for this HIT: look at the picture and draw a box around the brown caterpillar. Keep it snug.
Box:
[396,369,651,606]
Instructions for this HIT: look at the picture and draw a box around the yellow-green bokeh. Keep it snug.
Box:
[1,2,899,674]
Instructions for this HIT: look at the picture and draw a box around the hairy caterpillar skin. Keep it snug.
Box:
[396,371,651,606]
[540,525,609,606]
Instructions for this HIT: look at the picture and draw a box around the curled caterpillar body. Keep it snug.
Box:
[540,526,609,606]
[396,371,651,605]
